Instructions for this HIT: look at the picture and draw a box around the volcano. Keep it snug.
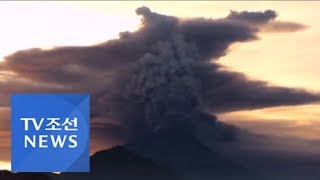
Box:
[58,118,267,180]
[56,118,320,180]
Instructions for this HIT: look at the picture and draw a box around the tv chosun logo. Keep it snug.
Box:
[11,94,90,172]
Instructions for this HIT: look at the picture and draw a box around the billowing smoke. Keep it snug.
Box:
[0,7,318,140]
[101,34,204,135]
[94,7,319,137]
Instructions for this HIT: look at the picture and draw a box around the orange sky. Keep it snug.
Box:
[0,1,320,170]
[1,1,320,89]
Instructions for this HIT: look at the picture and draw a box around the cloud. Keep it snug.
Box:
[263,21,308,32]
[223,119,320,140]
[0,7,318,138]
[0,108,10,130]
[198,66,320,112]
[90,119,129,154]
[226,9,307,32]
[227,10,277,25]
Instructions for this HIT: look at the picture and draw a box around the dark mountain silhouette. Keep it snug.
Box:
[58,146,181,180]
[125,127,265,180]
[0,170,54,180]
[57,112,268,180]
[3,125,320,180]
[205,130,320,180]
[56,121,320,180]
[3,118,320,180]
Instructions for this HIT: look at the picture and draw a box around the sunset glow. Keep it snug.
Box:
[0,161,10,171]
[0,1,320,171]
[0,1,140,62]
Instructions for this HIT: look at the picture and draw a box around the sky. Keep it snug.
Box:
[0,1,320,170]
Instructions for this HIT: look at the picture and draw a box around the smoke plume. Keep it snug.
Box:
[0,7,319,139]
